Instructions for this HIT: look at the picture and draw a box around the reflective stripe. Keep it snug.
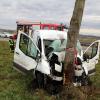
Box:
[49,75,63,81]
[55,64,62,72]
[52,76,63,81]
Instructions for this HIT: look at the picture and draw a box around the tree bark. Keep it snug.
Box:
[63,0,86,84]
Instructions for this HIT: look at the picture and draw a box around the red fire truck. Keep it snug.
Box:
[11,20,67,39]
[16,20,66,33]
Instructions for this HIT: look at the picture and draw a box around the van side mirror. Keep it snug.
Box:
[83,54,89,62]
[45,47,54,57]
[36,52,41,62]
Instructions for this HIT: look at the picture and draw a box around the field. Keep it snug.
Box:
[0,40,100,100]
[0,41,55,100]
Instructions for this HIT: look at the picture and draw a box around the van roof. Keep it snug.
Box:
[35,30,67,40]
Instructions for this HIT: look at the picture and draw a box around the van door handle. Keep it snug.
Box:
[16,52,20,55]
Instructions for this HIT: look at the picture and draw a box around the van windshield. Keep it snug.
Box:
[43,39,66,56]
[43,39,82,56]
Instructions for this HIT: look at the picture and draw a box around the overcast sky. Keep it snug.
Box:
[0,0,100,36]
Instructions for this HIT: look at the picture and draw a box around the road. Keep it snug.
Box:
[0,38,9,41]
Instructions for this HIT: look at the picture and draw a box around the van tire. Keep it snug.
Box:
[46,80,62,95]
[35,71,44,88]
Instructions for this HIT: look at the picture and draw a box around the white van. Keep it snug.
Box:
[13,30,100,89]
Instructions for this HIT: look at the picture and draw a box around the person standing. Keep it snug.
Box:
[9,39,14,52]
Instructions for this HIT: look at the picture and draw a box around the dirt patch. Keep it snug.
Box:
[0,75,22,80]
[56,83,100,100]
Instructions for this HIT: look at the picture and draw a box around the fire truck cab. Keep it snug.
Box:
[16,20,66,36]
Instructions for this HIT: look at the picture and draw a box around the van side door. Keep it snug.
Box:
[14,32,40,73]
[83,40,100,76]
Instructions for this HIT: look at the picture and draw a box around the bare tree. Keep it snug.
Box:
[63,0,86,84]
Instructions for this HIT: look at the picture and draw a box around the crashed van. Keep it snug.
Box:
[13,30,100,90]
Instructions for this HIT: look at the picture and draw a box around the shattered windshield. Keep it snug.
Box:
[43,39,66,56]
[43,39,82,56]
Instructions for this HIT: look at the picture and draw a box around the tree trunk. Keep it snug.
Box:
[63,0,86,85]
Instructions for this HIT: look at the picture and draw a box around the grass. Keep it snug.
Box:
[0,40,100,100]
[0,41,55,100]
[79,36,98,44]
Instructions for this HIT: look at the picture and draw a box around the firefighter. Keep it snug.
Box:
[9,39,14,52]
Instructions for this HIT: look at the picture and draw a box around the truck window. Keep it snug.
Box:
[76,40,82,56]
[85,42,98,59]
[49,39,65,52]
[91,42,98,58]
[44,39,66,55]
[38,38,42,52]
[43,39,82,57]
[19,34,38,59]
[43,26,49,30]
[19,34,28,54]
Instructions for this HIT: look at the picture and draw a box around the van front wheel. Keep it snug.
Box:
[35,71,45,88]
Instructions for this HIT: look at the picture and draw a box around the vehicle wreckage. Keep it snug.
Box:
[13,21,100,94]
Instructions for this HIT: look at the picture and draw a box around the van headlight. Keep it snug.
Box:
[55,64,62,72]
[75,65,83,76]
